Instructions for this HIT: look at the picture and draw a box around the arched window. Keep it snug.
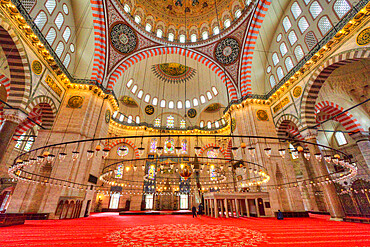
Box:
[291,2,302,19]
[113,111,118,118]
[179,35,186,43]
[152,97,158,105]
[35,11,47,30]
[288,30,298,45]
[235,9,242,18]
[280,42,288,57]
[335,131,347,146]
[126,79,133,88]
[213,26,220,35]
[318,16,332,35]
[185,100,191,108]
[145,23,152,32]
[334,0,351,19]
[200,95,206,104]
[211,87,218,95]
[144,94,150,103]
[303,0,311,5]
[272,53,279,66]
[63,53,71,68]
[150,138,158,152]
[202,31,208,40]
[269,75,276,88]
[285,57,294,71]
[154,118,161,127]
[177,101,183,109]
[166,115,174,128]
[70,43,75,52]
[168,101,174,109]
[193,98,199,107]
[55,42,64,57]
[134,15,141,24]
[180,119,186,129]
[15,129,35,152]
[63,27,71,42]
[215,121,220,128]
[160,100,166,108]
[137,90,143,99]
[45,28,56,45]
[282,16,291,32]
[131,85,137,94]
[207,121,212,129]
[168,33,174,41]
[45,0,56,14]
[277,67,284,80]
[123,4,130,13]
[224,19,231,28]
[191,34,197,42]
[119,114,124,122]
[276,33,282,42]
[309,1,323,19]
[200,121,204,128]
[127,115,133,124]
[305,31,317,50]
[181,139,187,154]
[294,45,304,61]
[164,139,175,153]
[206,91,213,100]
[135,116,140,124]
[298,17,309,34]
[267,65,272,73]
[156,29,163,38]
[54,12,64,30]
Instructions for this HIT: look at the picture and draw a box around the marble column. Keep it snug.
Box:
[224,199,229,218]
[214,199,219,218]
[220,199,224,217]
[245,199,250,217]
[210,199,214,217]
[302,130,345,219]
[235,199,240,218]
[351,132,370,169]
[255,199,260,217]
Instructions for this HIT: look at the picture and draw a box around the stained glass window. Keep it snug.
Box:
[117,145,129,157]
[15,134,25,149]
[334,0,351,19]
[164,139,175,154]
[154,118,161,127]
[150,139,157,153]
[182,140,187,154]
[207,150,217,159]
[116,164,123,178]
[166,115,174,128]
[180,120,186,129]
[148,164,156,179]
[210,165,216,181]
[24,137,34,152]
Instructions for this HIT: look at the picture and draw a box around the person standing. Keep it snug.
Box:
[192,205,197,218]
[198,203,203,218]
[277,210,284,220]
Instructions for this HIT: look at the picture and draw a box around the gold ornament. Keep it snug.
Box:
[240,143,247,149]
[297,146,304,152]
[96,145,102,151]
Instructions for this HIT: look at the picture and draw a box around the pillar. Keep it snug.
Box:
[205,199,209,216]
[224,199,229,218]
[235,199,240,218]
[214,199,219,218]
[210,199,214,217]
[352,132,370,169]
[255,199,260,217]
[245,199,250,217]
[302,130,345,219]
[220,198,224,217]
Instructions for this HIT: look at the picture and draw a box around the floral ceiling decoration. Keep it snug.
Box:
[214,37,240,65]
[110,22,138,55]
[151,63,196,84]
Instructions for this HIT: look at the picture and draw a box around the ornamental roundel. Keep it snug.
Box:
[214,37,240,65]
[187,108,197,118]
[145,105,155,115]
[105,110,111,123]
[67,96,83,108]
[110,22,138,54]
[31,60,43,75]
[293,86,302,98]
[256,110,268,121]
[356,27,370,46]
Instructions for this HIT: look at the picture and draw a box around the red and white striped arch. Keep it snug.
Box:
[275,114,305,142]
[199,143,227,158]
[239,0,271,96]
[90,0,107,85]
[104,138,140,159]
[107,46,238,100]
[12,108,42,141]
[315,101,364,134]
[0,74,10,98]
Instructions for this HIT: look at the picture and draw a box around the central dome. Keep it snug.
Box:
[120,0,251,43]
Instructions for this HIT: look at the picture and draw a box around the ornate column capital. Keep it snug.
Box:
[2,109,27,124]
[300,129,318,142]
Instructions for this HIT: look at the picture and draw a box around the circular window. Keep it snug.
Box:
[70,43,75,53]
[117,145,129,157]
[276,33,282,42]
[63,4,69,15]
[266,65,272,73]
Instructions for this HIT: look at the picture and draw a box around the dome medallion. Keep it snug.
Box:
[215,37,240,65]
[110,22,138,54]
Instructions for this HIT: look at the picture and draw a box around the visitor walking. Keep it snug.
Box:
[198,203,203,218]
[192,205,197,218]
[277,210,284,220]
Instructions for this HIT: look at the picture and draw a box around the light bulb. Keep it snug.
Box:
[59,153,66,161]
[304,152,311,160]
[156,147,163,156]
[175,147,182,156]
[138,147,145,156]
[248,147,255,157]
[231,147,238,157]
[278,149,285,158]
[315,153,322,162]
[37,156,44,164]
[194,147,201,156]
[102,148,110,158]
[332,157,339,165]
[324,155,331,163]
[292,150,298,157]
[264,148,271,158]
[213,147,220,155]
[87,150,94,160]
[72,151,79,161]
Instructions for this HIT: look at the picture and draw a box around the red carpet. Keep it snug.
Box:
[0,213,369,246]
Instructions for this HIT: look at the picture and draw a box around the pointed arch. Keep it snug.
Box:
[104,138,139,158]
